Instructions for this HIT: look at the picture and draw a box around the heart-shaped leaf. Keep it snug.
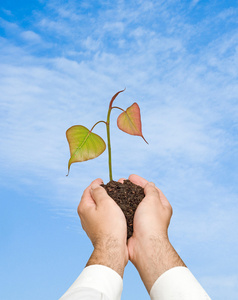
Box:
[117,102,148,144]
[66,125,106,175]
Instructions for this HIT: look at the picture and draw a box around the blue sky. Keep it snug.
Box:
[0,0,238,299]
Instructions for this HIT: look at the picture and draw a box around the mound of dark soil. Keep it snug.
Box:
[101,180,145,239]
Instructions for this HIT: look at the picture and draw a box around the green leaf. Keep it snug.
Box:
[66,125,106,175]
[117,102,148,144]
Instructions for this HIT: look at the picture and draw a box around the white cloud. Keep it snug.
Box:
[82,36,101,51]
[0,17,20,33]
[190,0,200,8]
[200,275,238,299]
[0,1,237,191]
[202,275,238,288]
[38,18,70,36]
[1,3,238,299]
[0,0,237,259]
[21,30,42,43]
[1,8,13,16]
[103,21,125,34]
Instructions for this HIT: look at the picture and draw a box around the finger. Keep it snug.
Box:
[129,176,171,212]
[144,183,172,212]
[90,182,111,206]
[158,189,172,211]
[129,175,166,202]
[144,182,160,200]
[81,178,103,201]
[79,178,104,211]
[118,177,126,184]
[128,174,149,188]
[90,178,104,187]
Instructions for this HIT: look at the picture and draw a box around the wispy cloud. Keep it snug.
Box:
[0,0,237,194]
[190,0,200,8]
[200,275,238,299]
[21,30,42,43]
[0,2,238,297]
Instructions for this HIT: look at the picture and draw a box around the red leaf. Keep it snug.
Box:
[117,103,148,144]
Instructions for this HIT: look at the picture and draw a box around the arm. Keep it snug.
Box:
[127,174,211,299]
[60,178,128,300]
[79,179,128,277]
[127,175,185,292]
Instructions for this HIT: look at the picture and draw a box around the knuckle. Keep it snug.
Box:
[94,188,109,202]
[147,186,159,197]
[95,188,105,198]
[165,203,173,216]
[170,205,173,216]
[92,186,103,196]
[77,203,84,216]
[151,190,160,202]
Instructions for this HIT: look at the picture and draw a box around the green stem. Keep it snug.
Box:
[106,107,113,181]
[111,106,125,112]
[106,89,126,181]
[90,120,107,132]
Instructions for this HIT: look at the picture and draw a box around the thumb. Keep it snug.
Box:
[90,183,110,206]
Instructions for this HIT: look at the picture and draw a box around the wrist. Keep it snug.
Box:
[130,236,186,292]
[87,236,128,278]
[130,234,168,264]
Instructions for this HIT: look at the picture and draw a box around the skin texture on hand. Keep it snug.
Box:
[78,178,128,278]
[125,174,186,293]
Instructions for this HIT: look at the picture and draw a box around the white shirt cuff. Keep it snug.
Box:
[61,265,123,300]
[150,267,211,300]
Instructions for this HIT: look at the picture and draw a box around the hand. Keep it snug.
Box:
[128,175,172,241]
[126,174,186,292]
[78,178,128,277]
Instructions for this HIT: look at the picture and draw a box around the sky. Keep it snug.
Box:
[0,0,238,299]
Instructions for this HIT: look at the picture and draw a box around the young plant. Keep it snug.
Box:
[66,89,148,180]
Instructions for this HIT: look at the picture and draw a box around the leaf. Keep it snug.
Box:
[66,125,106,175]
[117,102,148,144]
[109,88,126,109]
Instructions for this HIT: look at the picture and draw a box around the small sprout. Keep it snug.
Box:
[66,89,148,180]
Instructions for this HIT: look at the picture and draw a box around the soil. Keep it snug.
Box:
[101,180,145,239]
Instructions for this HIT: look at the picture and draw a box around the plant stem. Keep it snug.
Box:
[106,107,113,181]
[106,89,125,181]
[90,120,107,132]
[111,106,125,112]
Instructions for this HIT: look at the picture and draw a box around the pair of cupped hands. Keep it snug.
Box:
[78,174,175,292]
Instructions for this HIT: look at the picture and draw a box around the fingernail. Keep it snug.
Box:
[149,182,155,187]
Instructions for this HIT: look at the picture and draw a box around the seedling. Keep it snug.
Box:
[66,89,148,180]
